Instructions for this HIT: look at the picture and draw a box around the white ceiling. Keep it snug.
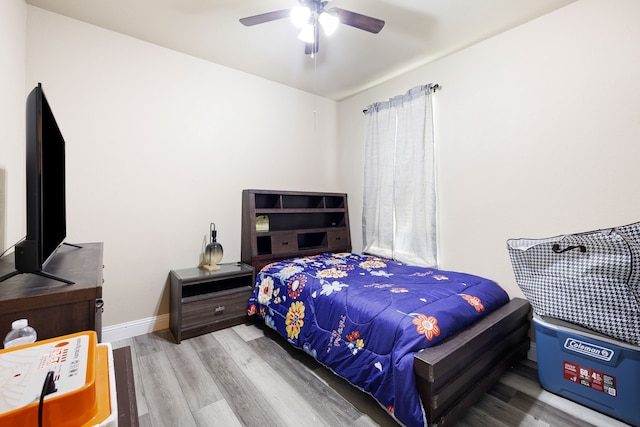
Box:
[25,0,576,101]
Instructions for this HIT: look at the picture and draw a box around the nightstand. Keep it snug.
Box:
[169,262,255,343]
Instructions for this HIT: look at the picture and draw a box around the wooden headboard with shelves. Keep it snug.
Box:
[241,189,352,272]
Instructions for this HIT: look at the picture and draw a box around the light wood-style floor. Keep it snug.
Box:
[111,324,631,427]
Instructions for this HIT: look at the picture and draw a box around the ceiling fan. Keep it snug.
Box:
[239,0,385,55]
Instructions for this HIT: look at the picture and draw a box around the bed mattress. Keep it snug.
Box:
[247,252,510,426]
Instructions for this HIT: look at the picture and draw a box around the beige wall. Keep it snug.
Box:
[0,0,26,252]
[338,0,640,299]
[24,6,339,327]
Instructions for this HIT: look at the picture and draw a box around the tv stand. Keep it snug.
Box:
[0,242,85,284]
[63,242,83,249]
[0,270,20,283]
[0,269,74,285]
[32,270,74,284]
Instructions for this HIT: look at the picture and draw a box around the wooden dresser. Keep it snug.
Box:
[0,242,103,342]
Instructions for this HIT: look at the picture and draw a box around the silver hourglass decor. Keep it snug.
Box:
[202,222,223,271]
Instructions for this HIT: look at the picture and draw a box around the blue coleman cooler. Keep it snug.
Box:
[533,314,640,426]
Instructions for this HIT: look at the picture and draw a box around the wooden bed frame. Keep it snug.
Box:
[241,189,530,426]
[414,297,529,426]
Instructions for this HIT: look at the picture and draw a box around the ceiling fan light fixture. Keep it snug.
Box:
[318,11,339,36]
[290,6,311,28]
[298,23,315,43]
[240,1,386,55]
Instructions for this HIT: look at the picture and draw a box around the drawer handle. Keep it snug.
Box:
[96,299,105,313]
[214,306,225,314]
[281,242,289,246]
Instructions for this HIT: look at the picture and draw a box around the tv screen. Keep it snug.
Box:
[15,83,67,276]
[37,85,67,264]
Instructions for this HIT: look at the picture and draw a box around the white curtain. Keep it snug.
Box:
[362,84,437,267]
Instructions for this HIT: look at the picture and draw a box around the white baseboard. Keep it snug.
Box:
[101,313,170,343]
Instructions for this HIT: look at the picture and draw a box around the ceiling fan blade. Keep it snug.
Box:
[239,9,290,26]
[332,8,385,34]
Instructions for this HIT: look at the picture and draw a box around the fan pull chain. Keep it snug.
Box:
[313,47,317,132]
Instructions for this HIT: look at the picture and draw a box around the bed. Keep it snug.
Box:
[241,190,530,426]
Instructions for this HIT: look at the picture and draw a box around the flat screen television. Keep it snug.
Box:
[0,83,75,284]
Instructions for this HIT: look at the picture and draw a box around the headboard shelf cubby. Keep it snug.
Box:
[242,189,352,272]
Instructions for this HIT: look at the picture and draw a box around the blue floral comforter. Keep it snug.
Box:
[247,253,509,427]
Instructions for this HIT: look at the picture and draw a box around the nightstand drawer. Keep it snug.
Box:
[182,287,252,329]
[170,262,255,343]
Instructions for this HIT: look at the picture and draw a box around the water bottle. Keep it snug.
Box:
[3,319,37,349]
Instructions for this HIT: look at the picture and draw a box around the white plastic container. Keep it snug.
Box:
[3,319,37,349]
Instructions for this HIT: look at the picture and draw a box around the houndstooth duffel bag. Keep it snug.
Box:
[507,221,640,346]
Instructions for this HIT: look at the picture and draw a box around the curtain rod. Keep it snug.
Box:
[362,83,440,114]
